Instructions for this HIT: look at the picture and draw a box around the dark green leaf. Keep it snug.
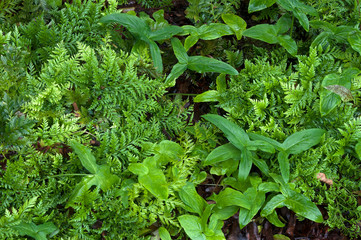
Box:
[260,194,286,216]
[248,0,276,13]
[165,63,187,86]
[171,38,188,63]
[239,188,265,229]
[348,30,361,55]
[148,40,163,73]
[100,13,149,38]
[149,25,184,41]
[248,133,283,151]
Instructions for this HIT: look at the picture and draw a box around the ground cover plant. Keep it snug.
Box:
[1,0,361,239]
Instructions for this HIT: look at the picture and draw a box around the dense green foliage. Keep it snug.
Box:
[1,0,361,239]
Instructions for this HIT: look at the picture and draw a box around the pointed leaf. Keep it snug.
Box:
[70,140,98,174]
[149,25,184,41]
[178,215,206,240]
[211,188,251,209]
[277,35,297,56]
[282,129,326,154]
[248,0,276,13]
[266,210,285,227]
[158,227,171,240]
[285,190,323,222]
[194,90,220,103]
[188,56,238,75]
[179,182,207,215]
[203,114,249,149]
[204,143,241,166]
[13,222,57,240]
[171,38,189,63]
[148,40,163,73]
[221,14,247,40]
[100,13,149,37]
[248,133,283,151]
[165,63,187,86]
[278,151,290,183]
[238,188,265,229]
[238,149,253,181]
[243,24,278,44]
[184,35,199,51]
[197,23,233,40]
[261,194,286,216]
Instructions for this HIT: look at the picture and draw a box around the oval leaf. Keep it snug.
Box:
[188,56,238,75]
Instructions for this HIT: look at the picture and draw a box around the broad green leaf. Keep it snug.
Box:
[243,24,278,44]
[128,163,149,175]
[204,143,241,166]
[216,74,227,92]
[210,158,238,176]
[266,210,285,227]
[70,140,98,174]
[149,25,184,41]
[194,90,220,103]
[260,194,286,216]
[238,149,253,181]
[248,0,276,13]
[100,13,149,37]
[158,227,172,240]
[138,158,168,199]
[179,182,207,215]
[187,56,238,75]
[197,23,233,40]
[282,129,326,154]
[258,182,280,192]
[171,38,189,63]
[203,114,249,148]
[13,222,57,240]
[210,188,251,209]
[252,157,269,176]
[348,30,361,55]
[285,190,323,222]
[275,14,292,34]
[221,14,247,40]
[277,151,290,183]
[292,7,310,32]
[248,140,275,153]
[311,31,332,48]
[201,204,214,232]
[211,206,239,220]
[182,25,198,35]
[323,85,353,102]
[320,88,341,116]
[95,165,120,191]
[238,188,265,229]
[248,133,283,151]
[165,63,187,86]
[178,215,206,240]
[148,40,163,73]
[184,35,199,51]
[277,35,297,56]
[154,140,184,165]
